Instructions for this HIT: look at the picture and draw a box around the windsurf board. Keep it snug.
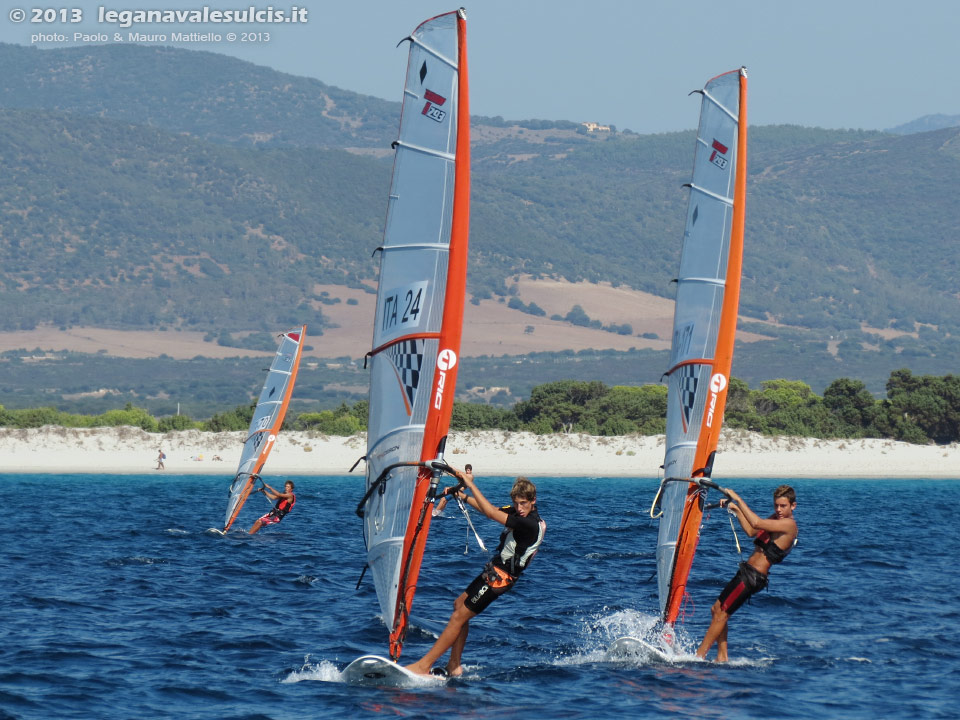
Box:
[607,636,675,663]
[341,655,444,688]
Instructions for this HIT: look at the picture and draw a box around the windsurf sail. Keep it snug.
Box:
[360,8,470,661]
[652,67,748,627]
[221,325,306,533]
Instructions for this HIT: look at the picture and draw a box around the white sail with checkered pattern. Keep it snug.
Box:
[359,9,470,660]
[221,326,306,533]
[655,68,748,625]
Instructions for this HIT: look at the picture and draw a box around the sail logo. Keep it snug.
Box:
[708,139,729,169]
[437,349,457,371]
[709,373,727,394]
[374,444,400,461]
[705,373,727,428]
[422,89,447,123]
[434,349,457,410]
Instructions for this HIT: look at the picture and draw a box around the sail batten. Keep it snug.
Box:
[686,183,734,204]
[369,332,442,359]
[407,37,458,68]
[221,325,306,533]
[654,67,748,626]
[362,8,469,662]
[678,276,727,287]
[379,242,453,252]
[394,140,457,161]
[701,90,739,121]
[368,425,429,451]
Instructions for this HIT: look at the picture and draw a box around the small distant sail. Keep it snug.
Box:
[654,68,748,626]
[222,326,306,533]
[360,8,470,661]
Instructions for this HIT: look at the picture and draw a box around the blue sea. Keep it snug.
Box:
[1,473,958,719]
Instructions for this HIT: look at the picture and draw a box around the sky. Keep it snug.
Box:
[2,0,958,134]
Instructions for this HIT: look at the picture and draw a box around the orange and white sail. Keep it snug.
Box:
[222,326,306,533]
[360,8,469,661]
[653,68,748,626]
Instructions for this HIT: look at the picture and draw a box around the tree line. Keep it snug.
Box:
[1,368,957,446]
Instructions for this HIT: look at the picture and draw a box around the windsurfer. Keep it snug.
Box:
[407,470,545,677]
[248,480,296,534]
[696,485,798,661]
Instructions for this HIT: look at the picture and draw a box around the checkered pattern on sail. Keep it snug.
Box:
[388,339,424,409]
[678,364,699,431]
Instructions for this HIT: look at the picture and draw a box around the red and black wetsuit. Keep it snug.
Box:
[267,493,296,521]
[717,530,793,615]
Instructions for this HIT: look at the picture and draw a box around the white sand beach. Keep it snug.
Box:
[1,426,958,478]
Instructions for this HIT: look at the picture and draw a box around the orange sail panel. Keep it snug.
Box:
[655,68,748,626]
[360,9,469,661]
[222,326,306,533]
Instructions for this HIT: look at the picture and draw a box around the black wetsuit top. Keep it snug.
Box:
[491,506,545,578]
[754,529,790,564]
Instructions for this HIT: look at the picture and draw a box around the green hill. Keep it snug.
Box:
[0,108,387,331]
[0,43,399,148]
[0,42,959,408]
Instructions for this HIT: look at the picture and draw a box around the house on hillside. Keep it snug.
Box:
[580,121,611,133]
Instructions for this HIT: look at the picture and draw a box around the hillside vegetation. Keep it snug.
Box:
[4,369,957,446]
[0,42,958,408]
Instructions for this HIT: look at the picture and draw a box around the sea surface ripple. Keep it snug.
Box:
[0,473,957,719]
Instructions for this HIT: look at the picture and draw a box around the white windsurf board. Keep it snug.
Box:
[341,655,443,688]
[607,636,675,663]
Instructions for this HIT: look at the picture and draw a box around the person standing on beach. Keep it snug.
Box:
[433,463,472,516]
[407,471,545,677]
[696,485,798,662]
[156,449,165,470]
[248,480,296,534]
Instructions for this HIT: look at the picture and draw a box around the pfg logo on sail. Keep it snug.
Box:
[705,373,727,428]
[434,349,457,410]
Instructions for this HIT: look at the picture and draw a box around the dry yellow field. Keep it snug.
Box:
[0,279,773,360]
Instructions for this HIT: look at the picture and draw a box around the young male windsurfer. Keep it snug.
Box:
[248,480,296,534]
[696,484,798,661]
[406,468,545,677]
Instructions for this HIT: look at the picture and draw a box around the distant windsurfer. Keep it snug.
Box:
[248,480,296,534]
[696,485,798,661]
[406,469,545,677]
